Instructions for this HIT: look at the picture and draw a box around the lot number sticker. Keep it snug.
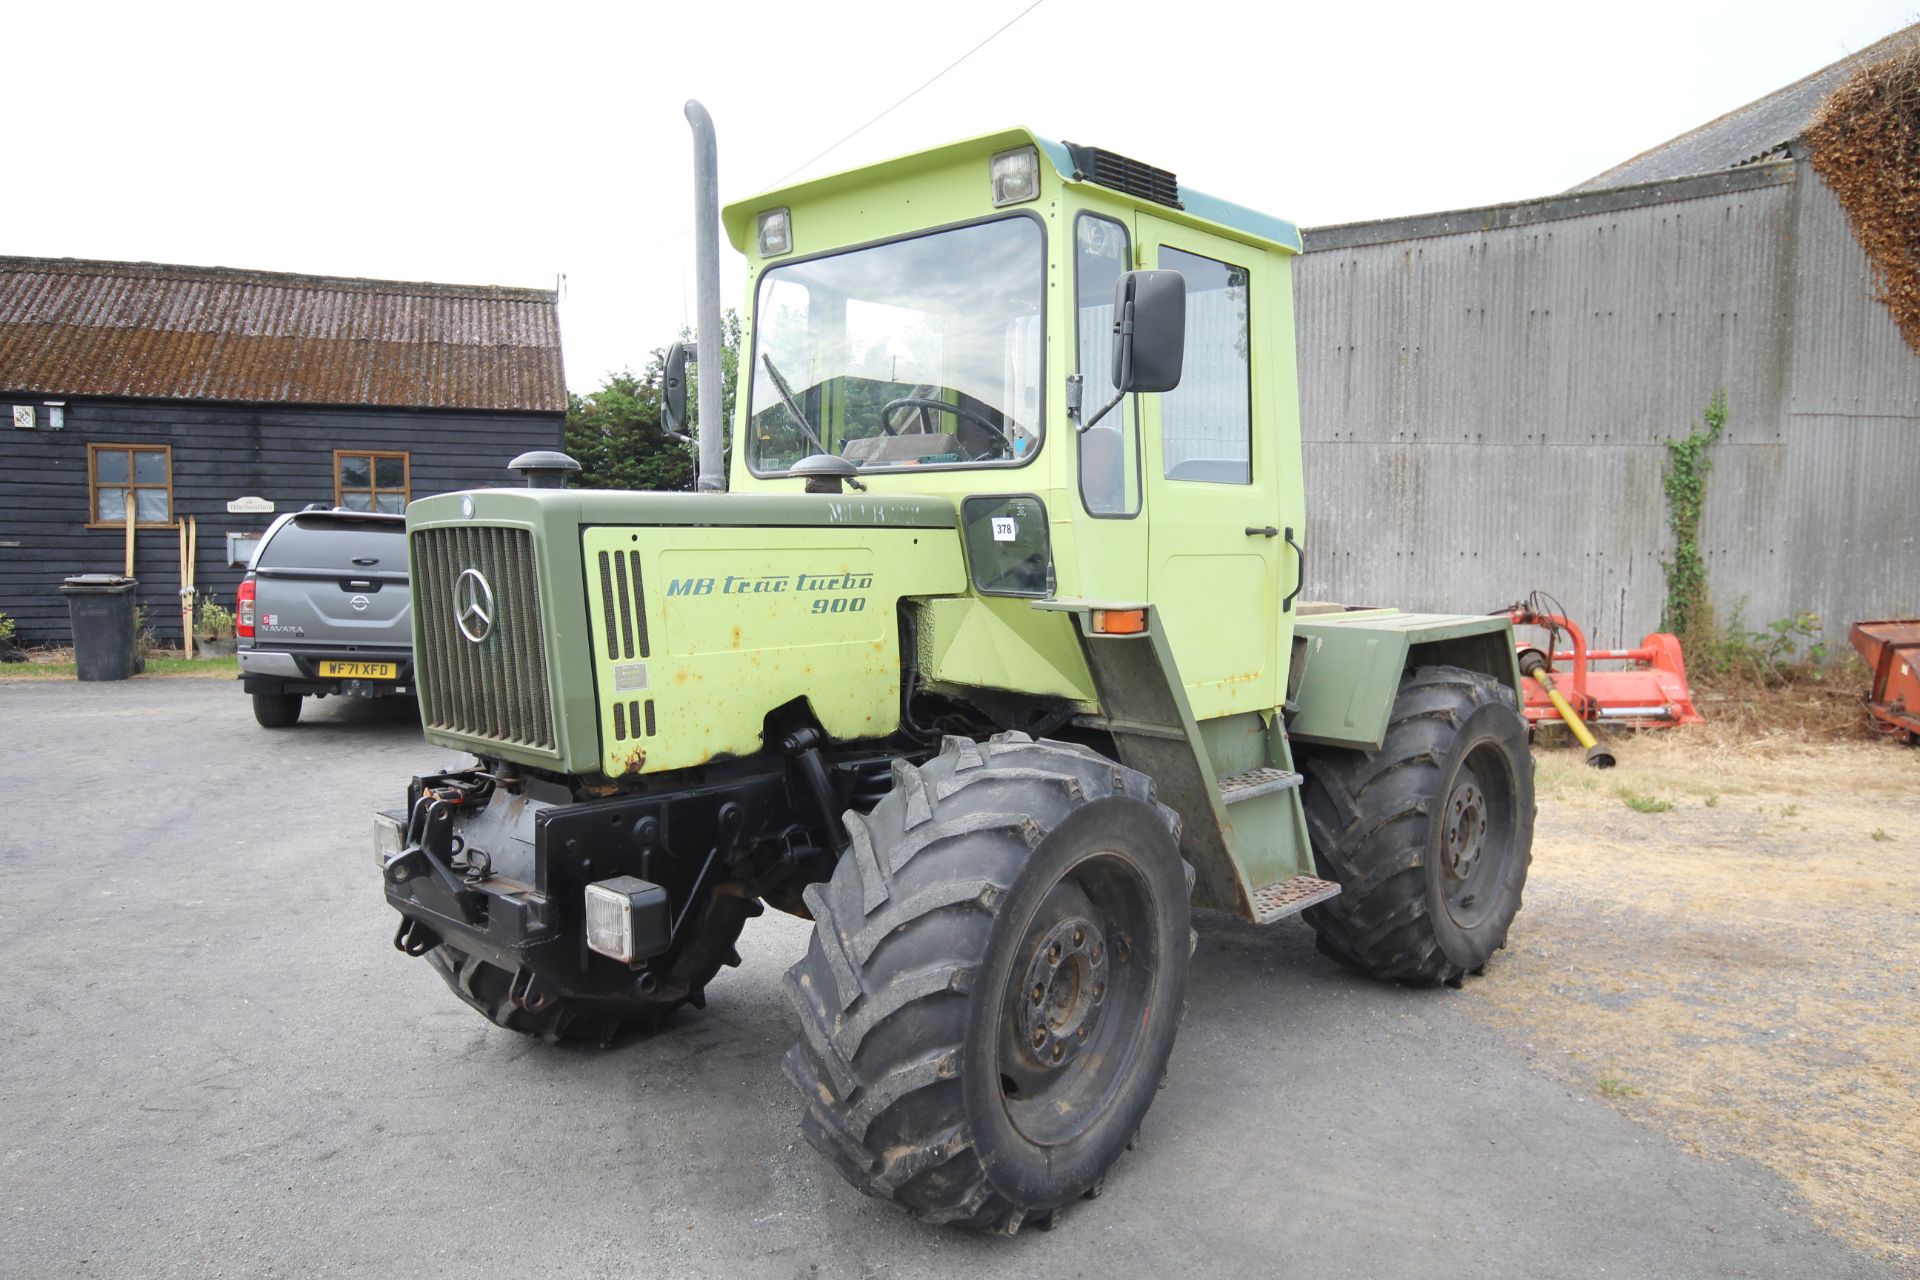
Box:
[991,516,1018,542]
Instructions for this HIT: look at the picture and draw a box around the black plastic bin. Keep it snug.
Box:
[60,575,139,681]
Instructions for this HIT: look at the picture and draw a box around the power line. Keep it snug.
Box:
[767,0,1047,187]
[630,2,1045,266]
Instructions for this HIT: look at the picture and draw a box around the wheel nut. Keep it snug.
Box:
[1032,1028,1046,1049]
[1051,1043,1065,1063]
[1072,927,1084,946]
[1030,983,1044,1005]
[1091,983,1104,1004]
[1076,1025,1089,1042]
[1047,942,1062,962]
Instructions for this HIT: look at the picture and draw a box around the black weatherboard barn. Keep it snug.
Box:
[0,257,566,645]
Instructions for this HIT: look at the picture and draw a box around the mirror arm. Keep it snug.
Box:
[1075,388,1125,434]
[1072,295,1138,434]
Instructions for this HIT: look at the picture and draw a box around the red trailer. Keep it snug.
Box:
[1850,620,1920,743]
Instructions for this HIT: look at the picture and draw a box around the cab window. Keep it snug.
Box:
[1158,245,1252,485]
[1075,215,1138,516]
[746,216,1045,476]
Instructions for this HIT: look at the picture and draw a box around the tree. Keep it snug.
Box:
[564,309,741,491]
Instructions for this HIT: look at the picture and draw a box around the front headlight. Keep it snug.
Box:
[990,146,1041,206]
[757,207,792,257]
[585,876,672,964]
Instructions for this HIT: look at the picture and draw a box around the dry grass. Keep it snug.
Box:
[1473,722,1920,1269]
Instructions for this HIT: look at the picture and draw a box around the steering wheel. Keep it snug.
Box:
[878,396,1014,458]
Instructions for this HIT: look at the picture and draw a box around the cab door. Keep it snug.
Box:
[1135,215,1281,718]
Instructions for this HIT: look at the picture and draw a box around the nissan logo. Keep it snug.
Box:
[454,568,495,643]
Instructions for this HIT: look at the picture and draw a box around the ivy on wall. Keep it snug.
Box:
[1660,391,1728,642]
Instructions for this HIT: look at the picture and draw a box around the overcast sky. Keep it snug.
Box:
[8,0,1915,393]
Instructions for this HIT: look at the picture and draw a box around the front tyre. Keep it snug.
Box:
[1299,665,1534,986]
[784,733,1191,1233]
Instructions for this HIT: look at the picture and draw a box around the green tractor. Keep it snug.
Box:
[376,119,1534,1233]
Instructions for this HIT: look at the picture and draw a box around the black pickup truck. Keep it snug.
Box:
[235,509,412,727]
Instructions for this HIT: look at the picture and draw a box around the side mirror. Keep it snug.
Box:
[661,341,692,442]
[1112,269,1185,394]
[1075,269,1186,433]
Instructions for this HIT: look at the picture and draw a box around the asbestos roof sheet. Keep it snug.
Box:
[0,257,566,413]
[1570,23,1918,193]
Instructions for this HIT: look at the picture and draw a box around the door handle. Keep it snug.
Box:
[1245,525,1279,538]
[1283,526,1305,613]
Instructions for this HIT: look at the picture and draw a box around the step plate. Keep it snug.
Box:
[1219,766,1304,805]
[1251,875,1341,924]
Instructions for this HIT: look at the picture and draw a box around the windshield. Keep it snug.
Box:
[747,216,1045,475]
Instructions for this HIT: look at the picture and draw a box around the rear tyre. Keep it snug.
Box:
[784,732,1191,1233]
[252,691,302,728]
[1299,665,1533,986]
[424,892,756,1044]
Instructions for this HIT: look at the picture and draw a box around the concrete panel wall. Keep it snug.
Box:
[1294,160,1918,647]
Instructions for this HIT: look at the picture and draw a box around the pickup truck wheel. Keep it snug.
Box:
[1299,665,1534,986]
[784,732,1191,1233]
[423,892,756,1045]
[251,692,302,728]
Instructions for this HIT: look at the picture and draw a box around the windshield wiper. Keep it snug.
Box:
[760,354,828,456]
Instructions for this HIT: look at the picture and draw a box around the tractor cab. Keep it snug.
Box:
[718,129,1310,720]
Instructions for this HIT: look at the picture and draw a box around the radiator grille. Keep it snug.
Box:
[412,525,556,750]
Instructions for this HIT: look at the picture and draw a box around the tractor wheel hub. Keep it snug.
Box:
[1444,779,1488,878]
[1016,913,1110,1073]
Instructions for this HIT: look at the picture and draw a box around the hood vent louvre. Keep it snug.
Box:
[1065,142,1182,210]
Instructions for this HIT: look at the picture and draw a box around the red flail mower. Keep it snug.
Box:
[1507,604,1704,762]
[1850,620,1920,743]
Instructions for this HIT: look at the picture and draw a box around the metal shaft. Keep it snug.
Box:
[685,100,726,492]
[1531,669,1616,768]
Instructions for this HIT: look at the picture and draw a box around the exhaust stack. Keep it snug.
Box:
[686,100,726,492]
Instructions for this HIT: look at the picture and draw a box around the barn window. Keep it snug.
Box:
[88,444,173,527]
[334,450,410,513]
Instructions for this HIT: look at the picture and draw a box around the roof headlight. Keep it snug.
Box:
[757,207,792,257]
[990,146,1041,207]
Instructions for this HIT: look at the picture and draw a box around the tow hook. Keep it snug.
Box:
[393,916,440,956]
[508,966,555,1013]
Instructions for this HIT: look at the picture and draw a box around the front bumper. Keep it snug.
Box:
[378,765,792,1004]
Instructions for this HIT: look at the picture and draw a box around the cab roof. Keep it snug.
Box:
[721,127,1303,255]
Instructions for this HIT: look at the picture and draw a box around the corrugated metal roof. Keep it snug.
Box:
[0,257,566,413]
[1570,23,1919,193]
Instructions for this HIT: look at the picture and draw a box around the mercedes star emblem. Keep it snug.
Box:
[454,568,495,643]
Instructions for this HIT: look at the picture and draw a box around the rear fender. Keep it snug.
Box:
[1289,611,1521,751]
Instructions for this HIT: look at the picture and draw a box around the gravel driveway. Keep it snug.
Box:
[0,678,1900,1278]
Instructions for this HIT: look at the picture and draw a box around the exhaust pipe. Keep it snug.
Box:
[685,100,726,493]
